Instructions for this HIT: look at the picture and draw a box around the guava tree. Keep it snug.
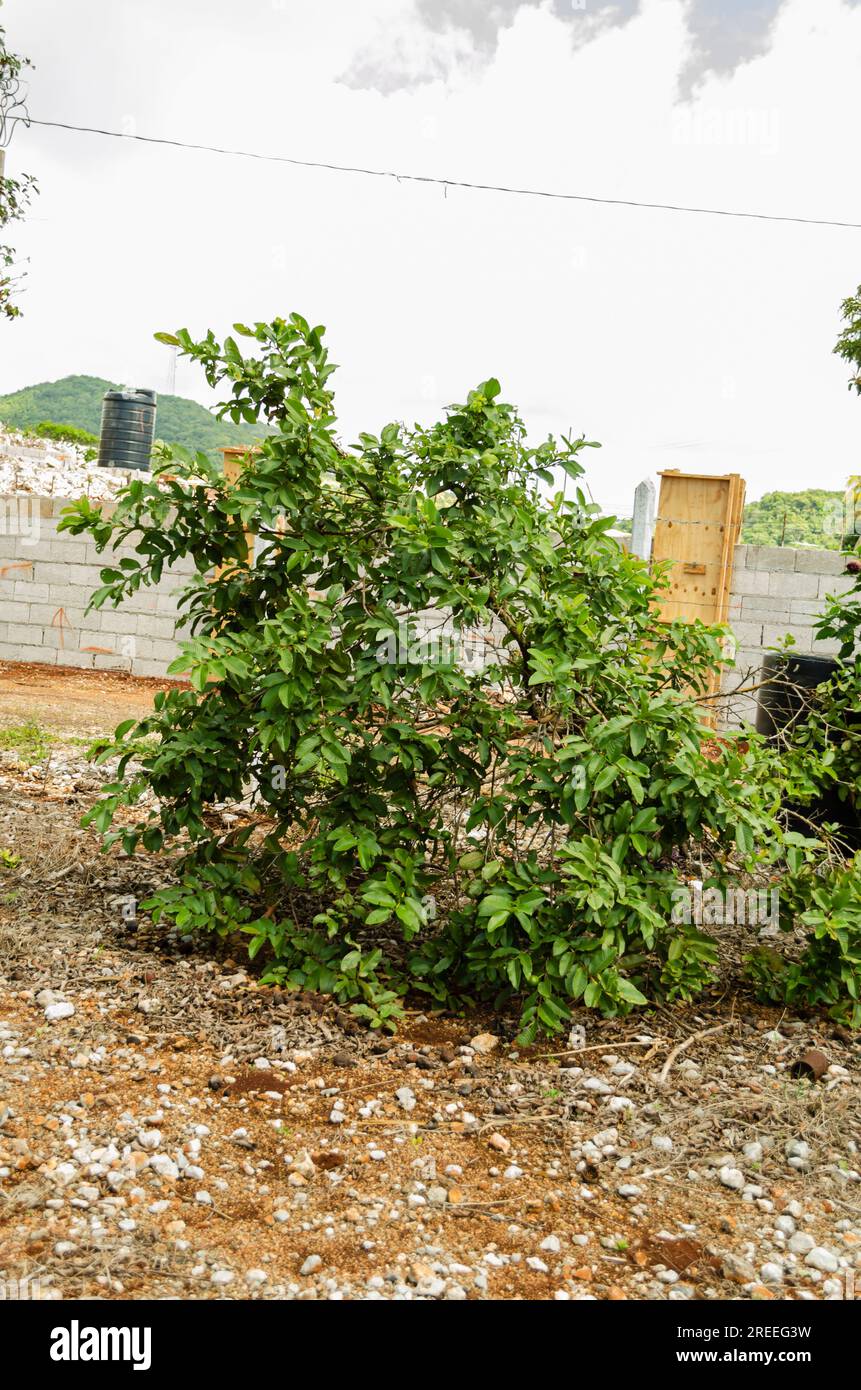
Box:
[62,314,786,1039]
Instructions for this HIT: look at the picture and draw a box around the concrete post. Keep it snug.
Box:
[630,478,656,561]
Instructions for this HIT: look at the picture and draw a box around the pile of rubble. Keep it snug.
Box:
[0,423,129,500]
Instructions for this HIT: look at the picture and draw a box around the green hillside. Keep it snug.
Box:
[0,375,267,457]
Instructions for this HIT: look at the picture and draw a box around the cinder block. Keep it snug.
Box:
[818,574,855,599]
[96,610,140,636]
[740,594,788,614]
[78,629,119,653]
[732,568,770,597]
[0,599,31,624]
[810,636,842,656]
[732,545,749,569]
[727,645,767,676]
[56,651,96,670]
[767,570,820,599]
[11,538,54,561]
[42,626,75,650]
[794,548,846,575]
[118,591,159,615]
[72,564,111,589]
[156,591,183,614]
[761,624,813,652]
[746,546,796,572]
[48,541,92,562]
[32,561,72,585]
[789,599,825,618]
[725,695,759,729]
[82,545,105,567]
[13,581,49,601]
[147,638,180,663]
[130,657,177,678]
[28,603,86,630]
[92,653,134,671]
[739,609,788,628]
[729,619,764,647]
[136,616,178,642]
[48,584,97,610]
[0,641,57,664]
[6,621,37,644]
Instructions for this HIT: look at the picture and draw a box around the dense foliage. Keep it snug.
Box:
[0,376,267,458]
[25,420,99,459]
[0,24,37,321]
[740,488,845,551]
[59,314,861,1036]
[834,282,861,396]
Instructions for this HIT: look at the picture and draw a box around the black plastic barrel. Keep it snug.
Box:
[97,388,157,471]
[755,652,839,739]
[756,651,861,847]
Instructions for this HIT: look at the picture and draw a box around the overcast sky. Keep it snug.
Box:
[2,0,860,514]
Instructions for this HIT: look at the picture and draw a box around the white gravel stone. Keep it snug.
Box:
[785,1139,810,1161]
[718,1166,745,1190]
[300,1255,322,1276]
[45,1002,75,1022]
[540,1235,561,1254]
[212,1270,234,1286]
[526,1257,549,1273]
[760,1262,784,1284]
[149,1154,179,1181]
[805,1247,839,1273]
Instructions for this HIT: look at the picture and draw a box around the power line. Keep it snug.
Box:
[20,116,861,231]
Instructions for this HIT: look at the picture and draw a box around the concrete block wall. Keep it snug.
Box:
[722,544,855,725]
[0,502,856,705]
[0,496,195,677]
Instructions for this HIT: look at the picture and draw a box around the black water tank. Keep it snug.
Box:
[98,388,157,471]
[755,652,839,739]
[756,651,861,846]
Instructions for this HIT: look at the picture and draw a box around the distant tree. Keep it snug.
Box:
[834,284,861,396]
[741,489,844,550]
[0,22,37,320]
[832,285,861,548]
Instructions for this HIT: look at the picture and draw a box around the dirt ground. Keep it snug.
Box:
[0,662,185,738]
[0,662,859,1301]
